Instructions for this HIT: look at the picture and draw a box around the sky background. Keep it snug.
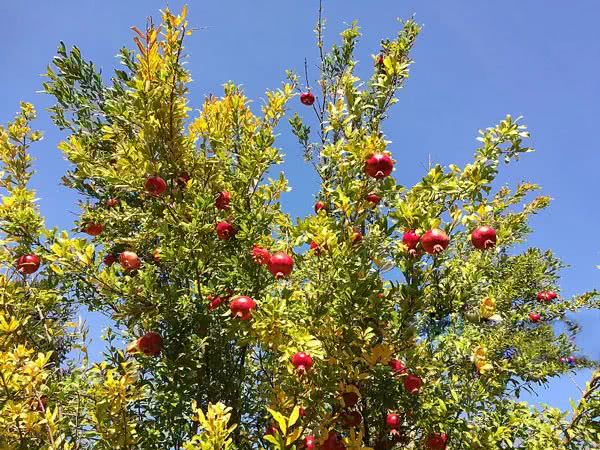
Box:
[0,1,598,412]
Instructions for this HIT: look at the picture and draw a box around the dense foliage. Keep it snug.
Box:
[0,6,598,450]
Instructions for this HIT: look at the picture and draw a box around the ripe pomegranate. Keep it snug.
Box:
[229,296,256,320]
[425,432,448,450]
[365,193,382,206]
[421,228,449,254]
[106,198,119,208]
[137,332,162,356]
[528,312,541,323]
[386,413,400,429]
[341,391,359,408]
[546,290,558,301]
[16,254,41,275]
[265,424,278,436]
[314,201,326,214]
[322,431,345,450]
[119,251,141,271]
[103,254,116,266]
[388,359,407,375]
[268,252,294,278]
[471,226,497,250]
[299,406,306,417]
[300,91,315,106]
[215,191,231,210]
[310,241,323,256]
[364,153,394,179]
[403,374,422,395]
[341,410,362,428]
[402,230,420,250]
[216,221,236,240]
[144,175,167,196]
[376,54,385,66]
[291,351,313,374]
[252,246,270,265]
[83,222,103,236]
[303,435,316,450]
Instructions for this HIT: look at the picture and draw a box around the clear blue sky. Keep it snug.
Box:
[1,1,598,412]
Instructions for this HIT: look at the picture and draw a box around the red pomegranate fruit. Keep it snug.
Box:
[364,153,394,179]
[300,92,315,106]
[352,230,363,245]
[137,332,163,356]
[176,171,191,188]
[229,296,256,320]
[252,246,270,265]
[365,193,382,206]
[144,175,167,196]
[291,351,313,374]
[208,295,225,311]
[215,191,231,210]
[119,251,141,271]
[83,222,103,236]
[386,413,400,429]
[216,221,236,240]
[268,252,294,278]
[425,432,448,450]
[106,198,119,208]
[314,201,326,213]
[16,254,41,275]
[402,230,420,250]
[528,312,541,323]
[388,359,407,375]
[421,228,449,255]
[471,226,497,250]
[403,374,423,395]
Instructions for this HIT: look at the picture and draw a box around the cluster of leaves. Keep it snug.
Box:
[0,5,597,450]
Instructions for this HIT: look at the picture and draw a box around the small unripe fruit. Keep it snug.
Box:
[471,226,497,250]
[528,312,541,323]
[403,374,422,394]
[314,201,326,213]
[421,228,449,254]
[106,198,119,208]
[145,175,167,196]
[265,424,278,436]
[252,246,270,265]
[268,252,294,278]
[216,221,236,240]
[341,391,359,408]
[291,351,313,374]
[364,153,394,179]
[341,410,362,428]
[119,251,141,271]
[16,254,41,275]
[136,332,162,356]
[229,295,256,320]
[300,92,315,106]
[299,407,306,417]
[425,432,448,450]
[103,254,116,266]
[83,222,103,236]
[208,295,224,311]
[365,193,381,205]
[546,290,558,301]
[386,413,400,429]
[215,191,231,210]
[388,359,407,375]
